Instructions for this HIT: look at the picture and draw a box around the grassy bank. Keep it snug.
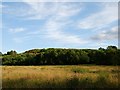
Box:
[1,65,120,89]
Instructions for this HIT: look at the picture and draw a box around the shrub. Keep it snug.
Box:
[71,67,89,73]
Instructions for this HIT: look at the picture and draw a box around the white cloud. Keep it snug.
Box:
[0,3,4,14]
[43,17,88,44]
[4,2,86,45]
[77,3,118,30]
[21,2,82,20]
[21,2,87,44]
[0,3,7,12]
[0,4,3,8]
[21,0,120,3]
[9,28,26,33]
[0,22,1,30]
[86,42,117,49]
[91,26,118,41]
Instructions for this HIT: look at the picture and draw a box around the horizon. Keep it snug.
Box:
[2,45,118,54]
[1,2,118,53]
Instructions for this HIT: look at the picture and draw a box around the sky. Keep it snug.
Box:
[1,1,118,53]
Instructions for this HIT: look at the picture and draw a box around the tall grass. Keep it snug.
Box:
[1,65,120,89]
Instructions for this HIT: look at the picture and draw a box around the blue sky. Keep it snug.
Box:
[1,1,118,53]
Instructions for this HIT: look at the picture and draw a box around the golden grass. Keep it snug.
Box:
[1,65,120,88]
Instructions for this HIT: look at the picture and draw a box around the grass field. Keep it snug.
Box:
[1,65,120,89]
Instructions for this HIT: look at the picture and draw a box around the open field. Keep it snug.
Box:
[1,65,120,89]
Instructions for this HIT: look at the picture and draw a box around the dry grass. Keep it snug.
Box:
[1,65,120,89]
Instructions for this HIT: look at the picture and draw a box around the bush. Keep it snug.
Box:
[71,67,89,73]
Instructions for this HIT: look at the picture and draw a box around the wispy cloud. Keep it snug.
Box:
[21,2,83,20]
[0,3,4,14]
[9,28,26,33]
[2,2,118,52]
[91,26,118,41]
[21,2,87,44]
[77,3,118,30]
[44,18,87,44]
[0,4,3,8]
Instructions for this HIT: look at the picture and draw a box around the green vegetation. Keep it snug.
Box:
[71,67,89,73]
[1,46,120,65]
[1,46,120,89]
[2,65,120,89]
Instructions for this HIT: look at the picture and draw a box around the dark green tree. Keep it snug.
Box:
[7,50,17,55]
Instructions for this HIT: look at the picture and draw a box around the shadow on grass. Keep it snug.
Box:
[2,75,119,89]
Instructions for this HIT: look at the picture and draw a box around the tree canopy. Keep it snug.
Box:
[1,46,120,65]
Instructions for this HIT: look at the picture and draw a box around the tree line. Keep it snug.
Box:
[1,46,120,65]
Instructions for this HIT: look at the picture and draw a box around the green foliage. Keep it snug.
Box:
[107,46,117,51]
[0,52,2,56]
[71,67,89,73]
[7,50,17,55]
[2,46,120,65]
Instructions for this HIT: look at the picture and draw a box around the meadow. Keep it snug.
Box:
[1,65,120,89]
